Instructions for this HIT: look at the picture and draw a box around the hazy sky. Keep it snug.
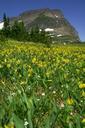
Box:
[0,0,85,41]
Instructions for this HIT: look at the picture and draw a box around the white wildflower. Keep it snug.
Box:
[11,93,16,96]
[24,118,29,126]
[49,86,52,90]
[37,98,40,101]
[60,102,64,108]
[41,93,45,96]
[24,121,29,126]
[53,91,56,94]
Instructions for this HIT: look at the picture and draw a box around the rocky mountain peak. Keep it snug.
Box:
[10,8,80,42]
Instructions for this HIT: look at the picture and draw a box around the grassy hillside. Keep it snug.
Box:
[0,40,85,128]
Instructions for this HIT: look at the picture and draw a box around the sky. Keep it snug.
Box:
[0,0,85,41]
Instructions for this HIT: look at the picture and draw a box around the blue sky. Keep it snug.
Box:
[0,0,85,41]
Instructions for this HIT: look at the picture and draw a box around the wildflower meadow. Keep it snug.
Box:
[0,40,85,128]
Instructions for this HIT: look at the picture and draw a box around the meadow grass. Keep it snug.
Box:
[0,40,85,128]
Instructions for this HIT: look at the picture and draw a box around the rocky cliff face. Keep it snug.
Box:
[10,8,80,42]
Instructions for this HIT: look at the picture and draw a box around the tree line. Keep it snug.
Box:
[0,13,52,44]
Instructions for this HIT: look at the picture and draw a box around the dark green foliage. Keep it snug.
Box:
[10,20,28,41]
[30,26,40,42]
[3,13,10,38]
[30,26,52,44]
[0,30,6,42]
[3,13,9,29]
[0,13,52,44]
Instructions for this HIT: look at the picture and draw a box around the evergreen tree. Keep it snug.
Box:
[3,13,9,29]
[0,30,6,42]
[30,26,52,44]
[1,13,52,44]
[30,26,40,42]
[3,13,10,37]
[19,21,28,41]
[39,28,46,43]
[11,20,27,41]
[33,25,40,42]
[11,20,19,39]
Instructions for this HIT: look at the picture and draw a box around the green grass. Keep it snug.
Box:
[0,40,85,128]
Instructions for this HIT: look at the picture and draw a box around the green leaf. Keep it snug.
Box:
[75,114,81,128]
[13,114,24,128]
[44,117,51,128]
[69,122,73,128]
[27,110,33,128]
[0,107,5,120]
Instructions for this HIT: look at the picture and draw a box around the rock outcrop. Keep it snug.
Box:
[10,8,80,42]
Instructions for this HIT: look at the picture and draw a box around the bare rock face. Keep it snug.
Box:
[10,8,80,42]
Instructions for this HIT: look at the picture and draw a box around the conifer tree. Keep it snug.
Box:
[3,13,10,37]
[11,20,27,41]
[3,13,9,29]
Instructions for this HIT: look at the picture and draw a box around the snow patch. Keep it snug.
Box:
[18,20,22,23]
[0,22,4,30]
[55,15,59,18]
[51,36,54,38]
[39,29,42,32]
[45,28,54,32]
[57,34,62,37]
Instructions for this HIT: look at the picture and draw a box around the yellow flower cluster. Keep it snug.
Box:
[4,123,14,128]
[66,98,74,105]
[81,91,85,97]
[79,83,85,89]
[82,118,85,123]
[0,40,85,127]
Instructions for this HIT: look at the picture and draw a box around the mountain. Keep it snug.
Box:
[10,8,80,42]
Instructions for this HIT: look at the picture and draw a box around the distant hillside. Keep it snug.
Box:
[7,8,80,42]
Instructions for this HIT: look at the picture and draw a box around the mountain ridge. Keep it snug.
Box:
[9,8,80,42]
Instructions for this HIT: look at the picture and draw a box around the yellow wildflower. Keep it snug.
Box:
[32,57,36,63]
[81,91,85,97]
[4,125,9,128]
[79,83,85,89]
[4,58,7,62]
[66,98,74,105]
[82,118,85,123]
[16,59,21,64]
[4,123,14,128]
[28,67,33,77]
[63,59,69,64]
[38,61,47,68]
